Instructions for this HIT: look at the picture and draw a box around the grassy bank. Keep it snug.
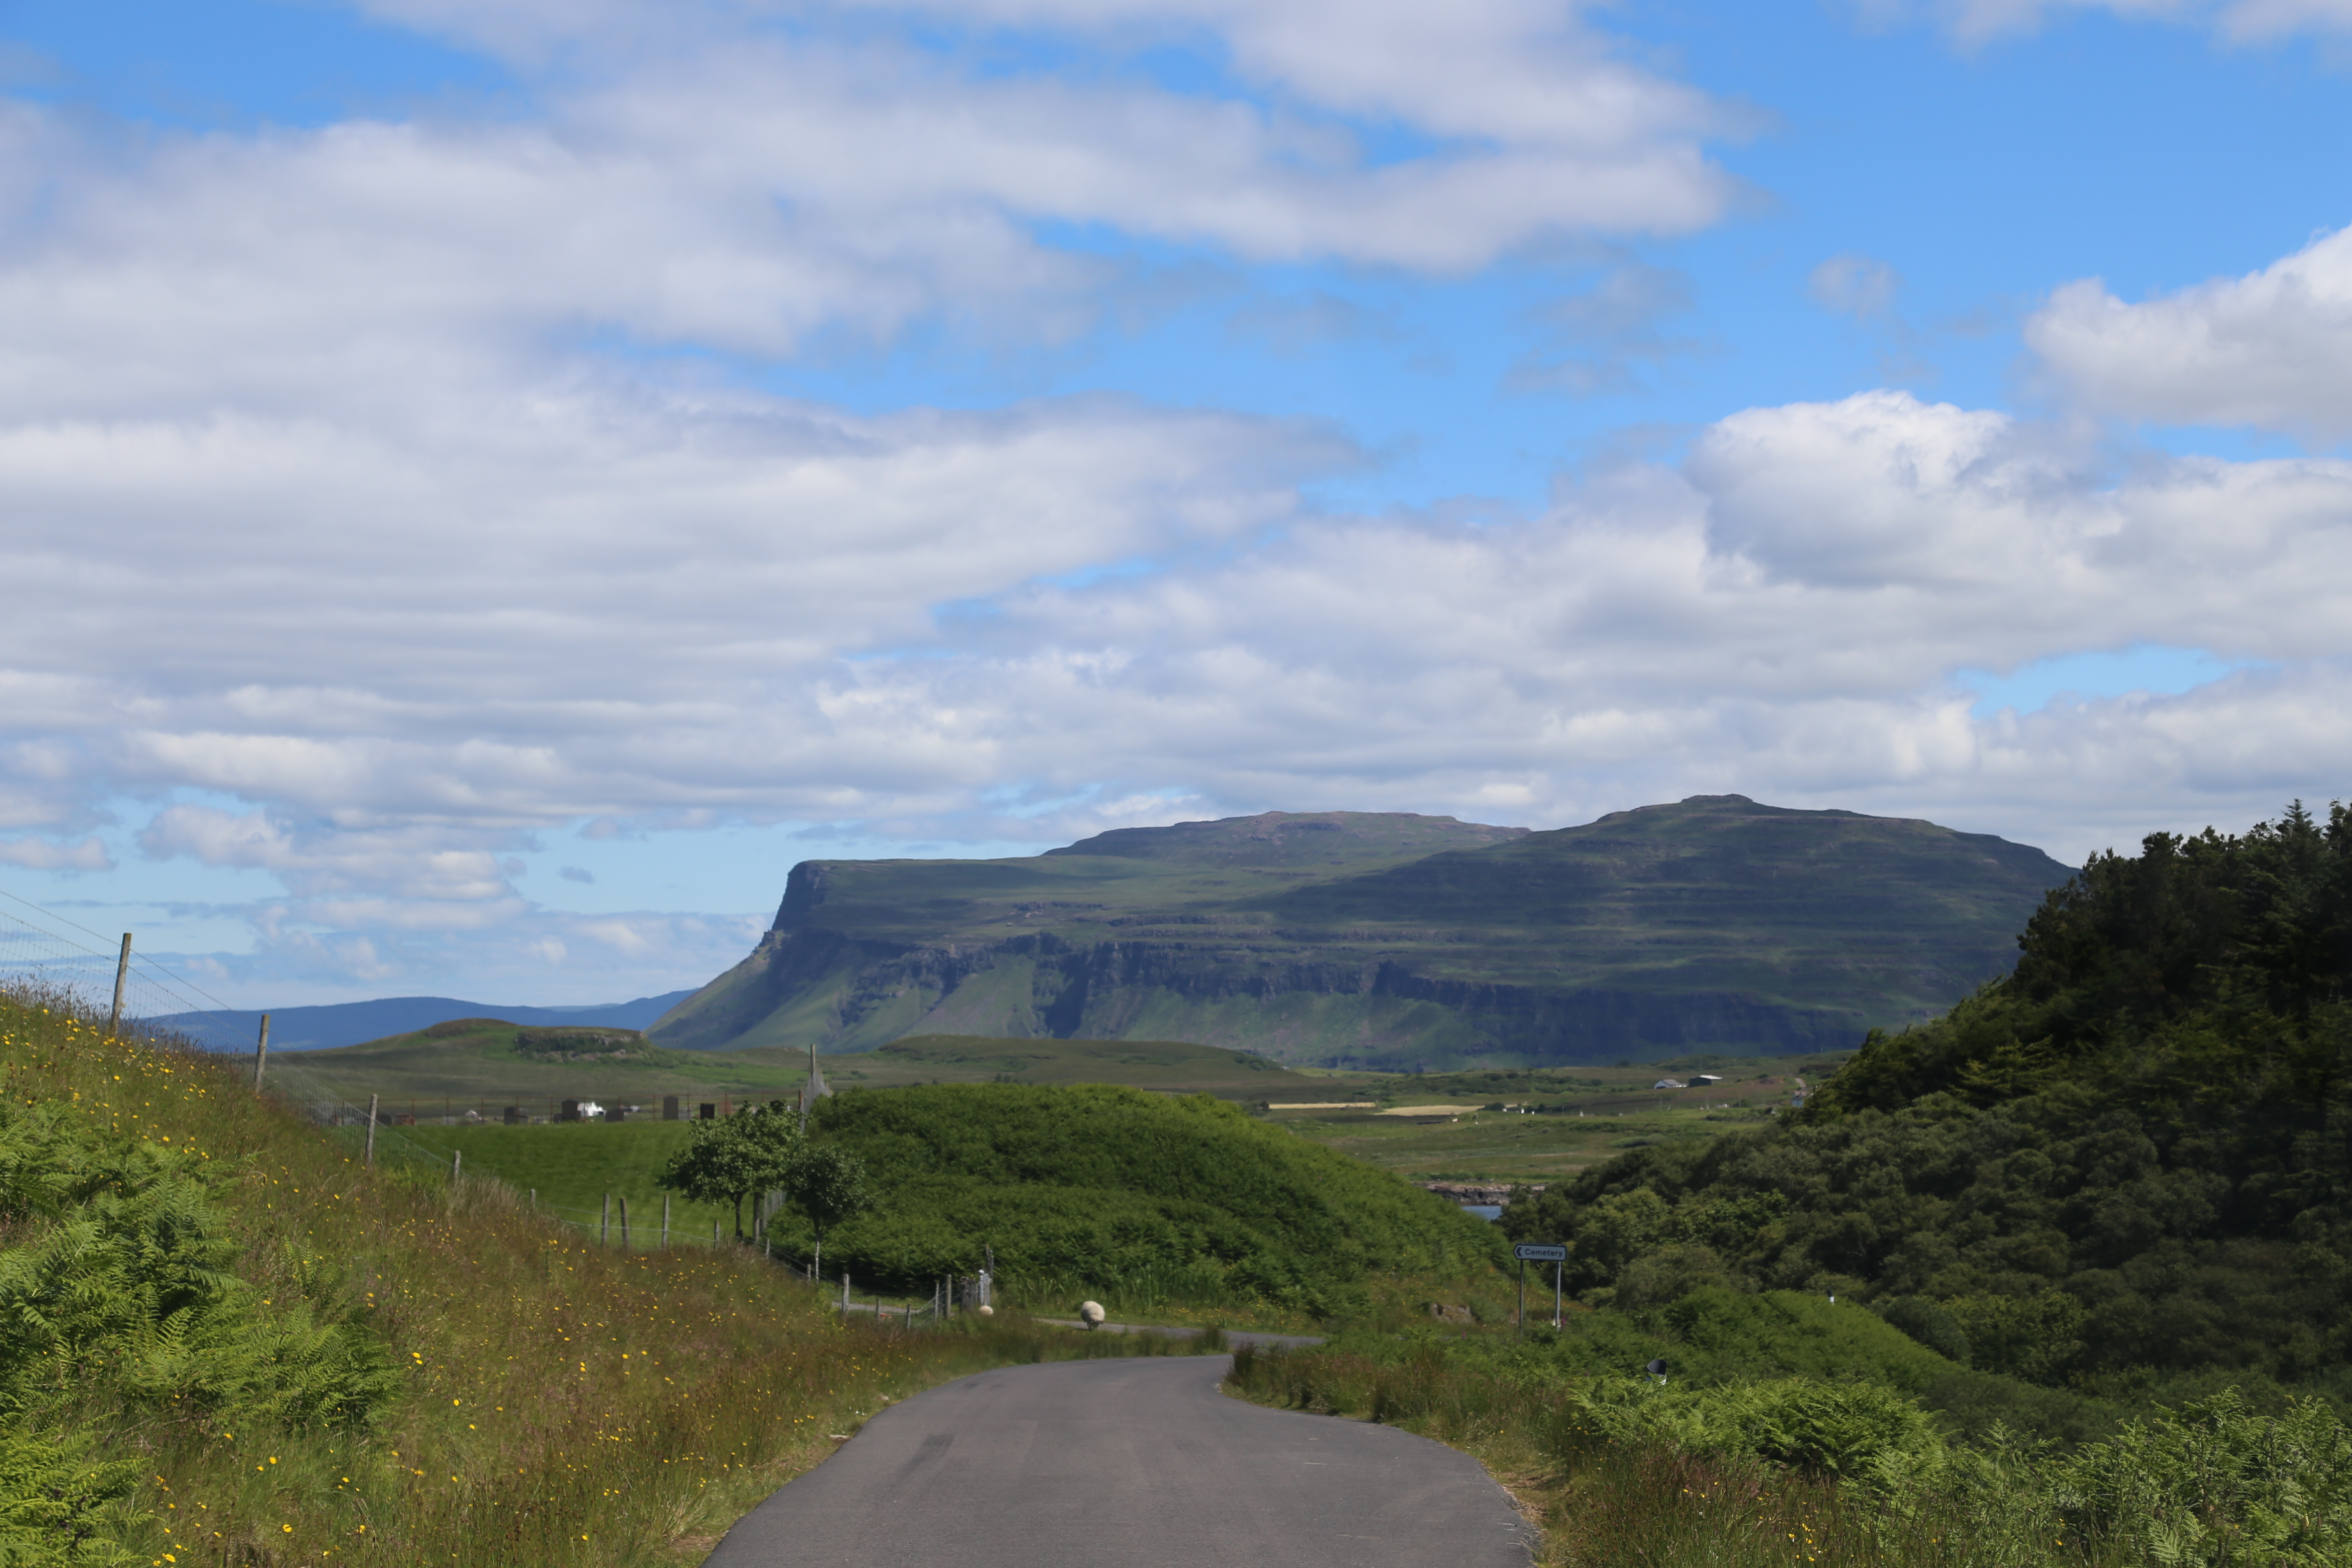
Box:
[1225,1336,2352,1566]
[0,986,1214,1567]
[796,1082,1507,1317]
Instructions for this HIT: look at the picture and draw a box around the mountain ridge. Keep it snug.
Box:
[153,989,698,1052]
[651,799,2073,1068]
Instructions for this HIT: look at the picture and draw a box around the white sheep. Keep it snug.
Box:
[1079,1300,1106,1330]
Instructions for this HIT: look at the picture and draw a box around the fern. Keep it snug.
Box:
[0,1096,397,1560]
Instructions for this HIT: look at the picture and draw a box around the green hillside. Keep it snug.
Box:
[1502,799,2352,1395]
[0,986,1167,1568]
[650,797,2070,1068]
[778,1083,1507,1314]
[265,1022,1322,1112]
[254,1015,813,1112]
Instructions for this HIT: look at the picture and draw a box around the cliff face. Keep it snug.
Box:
[649,800,2074,1067]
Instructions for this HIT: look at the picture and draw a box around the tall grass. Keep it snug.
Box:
[1225,1341,2352,1567]
[0,986,1210,1567]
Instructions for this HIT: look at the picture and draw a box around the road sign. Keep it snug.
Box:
[1513,1243,1567,1262]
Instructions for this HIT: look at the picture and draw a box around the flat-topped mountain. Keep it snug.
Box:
[650,799,2072,1067]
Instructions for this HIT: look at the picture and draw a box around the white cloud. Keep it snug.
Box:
[359,0,1741,245]
[1904,0,2352,42]
[0,2,1735,427]
[4,2,2347,1002]
[13,384,2349,879]
[2026,225,2352,436]
[0,837,112,872]
[2219,0,2352,37]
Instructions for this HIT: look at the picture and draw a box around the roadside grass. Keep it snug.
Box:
[1224,1339,2352,1567]
[0,987,1216,1568]
[1224,1339,1952,1568]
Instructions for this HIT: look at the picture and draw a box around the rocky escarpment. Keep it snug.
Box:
[649,800,2073,1068]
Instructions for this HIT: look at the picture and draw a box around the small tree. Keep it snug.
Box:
[655,1102,803,1240]
[778,1142,873,1280]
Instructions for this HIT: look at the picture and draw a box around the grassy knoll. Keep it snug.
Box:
[784,1083,1508,1319]
[255,1017,812,1111]
[0,986,1218,1567]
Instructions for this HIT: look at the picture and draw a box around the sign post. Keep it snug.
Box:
[1512,1244,1567,1331]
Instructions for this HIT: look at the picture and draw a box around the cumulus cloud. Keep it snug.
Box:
[2026,225,2352,436]
[14,374,2352,983]
[4,1,2348,1003]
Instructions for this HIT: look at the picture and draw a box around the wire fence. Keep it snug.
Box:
[0,887,259,1052]
[0,889,1004,1326]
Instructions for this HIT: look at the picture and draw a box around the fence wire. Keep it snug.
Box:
[0,901,980,1321]
[0,888,254,1050]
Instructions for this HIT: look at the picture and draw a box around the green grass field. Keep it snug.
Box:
[1268,1052,1843,1182]
[263,1024,1325,1114]
[277,1032,1852,1200]
[391,1120,738,1247]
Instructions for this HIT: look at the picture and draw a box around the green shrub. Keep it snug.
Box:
[2066,1390,2352,1566]
[1577,1375,1946,1478]
[0,1101,396,1432]
[795,1084,1502,1312]
[0,1427,139,1567]
[1875,1295,1971,1366]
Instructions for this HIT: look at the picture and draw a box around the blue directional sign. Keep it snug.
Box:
[1513,1243,1567,1262]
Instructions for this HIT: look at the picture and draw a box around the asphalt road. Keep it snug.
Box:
[702,1355,1533,1568]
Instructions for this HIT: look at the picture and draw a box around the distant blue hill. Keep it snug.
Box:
[149,990,698,1053]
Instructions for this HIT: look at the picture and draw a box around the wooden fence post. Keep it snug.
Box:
[364,1093,378,1167]
[252,1014,270,1090]
[107,934,130,1036]
[662,1194,670,1250]
[601,1192,610,1244]
[619,1194,630,1249]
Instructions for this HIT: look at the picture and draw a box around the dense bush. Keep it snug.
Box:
[791,1083,1504,1314]
[1577,1375,1945,1478]
[1504,801,2352,1388]
[0,1074,399,1563]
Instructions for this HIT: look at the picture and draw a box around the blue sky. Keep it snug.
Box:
[2,0,2350,1006]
